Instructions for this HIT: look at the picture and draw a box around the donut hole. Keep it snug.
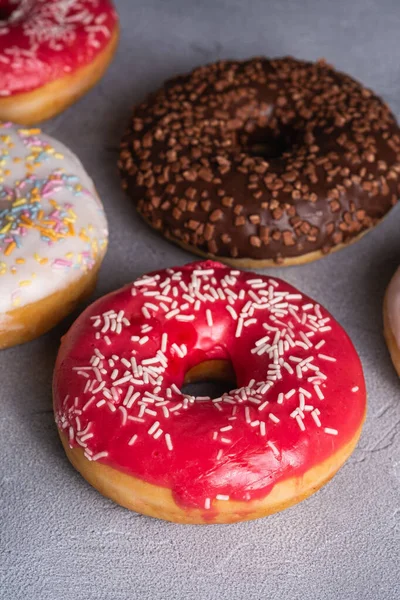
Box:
[181,359,237,401]
[0,2,18,21]
[241,124,299,160]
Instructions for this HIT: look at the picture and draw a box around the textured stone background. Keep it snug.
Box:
[1,1,400,598]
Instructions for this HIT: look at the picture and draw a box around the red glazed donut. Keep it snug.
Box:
[53,261,366,524]
[0,0,119,124]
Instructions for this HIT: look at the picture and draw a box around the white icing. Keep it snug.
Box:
[387,266,400,347]
[0,122,108,313]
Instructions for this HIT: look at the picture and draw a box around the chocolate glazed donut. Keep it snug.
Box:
[119,57,400,266]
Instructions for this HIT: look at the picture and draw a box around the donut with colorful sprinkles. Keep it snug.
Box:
[119,56,400,266]
[53,260,366,524]
[0,122,108,349]
[0,0,119,124]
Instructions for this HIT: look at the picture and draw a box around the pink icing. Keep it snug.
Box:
[0,0,118,96]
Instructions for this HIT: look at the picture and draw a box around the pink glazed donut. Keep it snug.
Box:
[0,0,119,124]
[54,260,366,524]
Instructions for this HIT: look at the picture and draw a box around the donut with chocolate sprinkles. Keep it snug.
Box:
[119,57,400,266]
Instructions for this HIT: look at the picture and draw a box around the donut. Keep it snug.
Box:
[0,122,108,349]
[384,267,400,376]
[119,57,400,267]
[0,0,119,124]
[53,260,366,524]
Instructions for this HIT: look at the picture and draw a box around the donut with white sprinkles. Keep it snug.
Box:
[0,0,119,124]
[53,260,366,524]
[119,56,400,266]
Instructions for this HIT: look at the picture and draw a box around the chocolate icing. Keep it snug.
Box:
[119,57,400,263]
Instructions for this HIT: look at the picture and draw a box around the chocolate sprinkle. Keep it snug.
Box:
[119,56,400,263]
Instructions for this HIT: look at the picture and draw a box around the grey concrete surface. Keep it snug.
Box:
[1,1,400,599]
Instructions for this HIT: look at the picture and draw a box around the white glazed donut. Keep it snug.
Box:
[0,122,108,348]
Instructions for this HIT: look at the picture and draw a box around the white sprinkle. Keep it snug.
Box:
[259,421,266,436]
[318,353,336,362]
[296,415,306,431]
[259,382,273,394]
[161,333,168,353]
[176,314,195,322]
[193,268,214,276]
[96,399,106,407]
[206,309,213,327]
[299,387,312,399]
[216,494,230,501]
[314,384,325,400]
[165,308,180,320]
[300,331,313,348]
[165,433,173,451]
[351,386,359,392]
[302,303,313,311]
[235,317,244,338]
[311,410,321,427]
[255,335,270,348]
[324,427,338,435]
[267,440,279,457]
[119,406,128,426]
[82,396,96,411]
[289,355,302,363]
[269,413,280,424]
[148,421,160,435]
[128,434,138,446]
[92,451,109,461]
[220,425,233,432]
[134,277,157,287]
[113,375,132,387]
[139,336,149,345]
[244,318,257,327]
[77,370,90,378]
[258,400,269,412]
[204,498,211,509]
[268,279,279,288]
[315,339,325,350]
[144,302,159,312]
[128,392,140,409]
[142,307,151,319]
[145,408,157,416]
[172,343,185,358]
